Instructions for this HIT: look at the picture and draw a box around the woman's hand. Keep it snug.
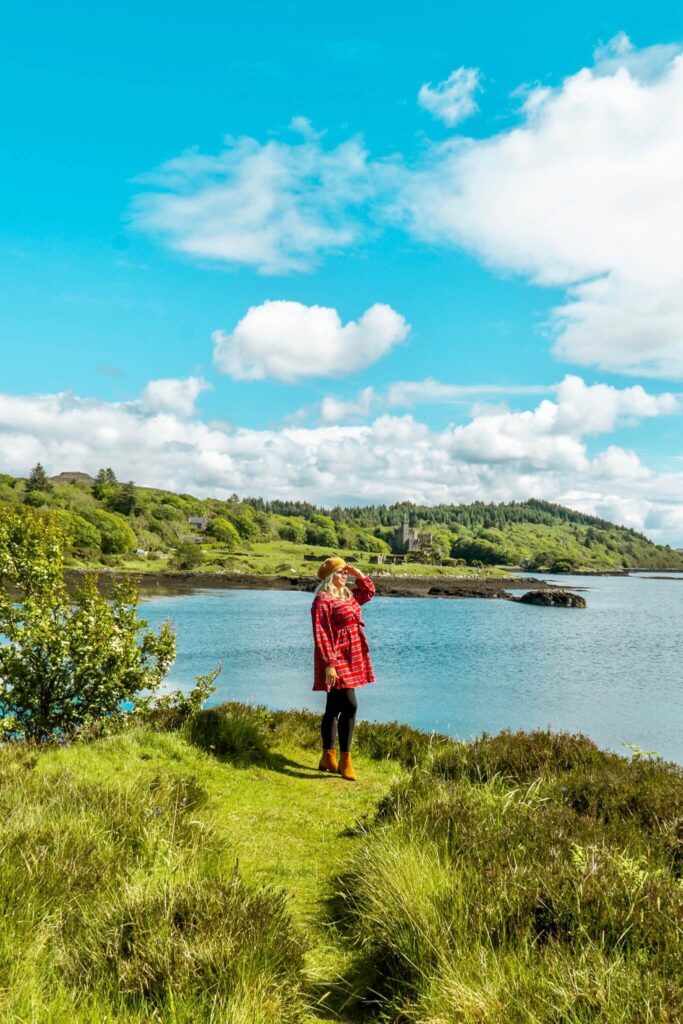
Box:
[343,564,365,580]
[325,666,339,689]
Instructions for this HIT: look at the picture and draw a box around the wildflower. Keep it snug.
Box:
[155,806,162,814]
[561,786,568,794]
[145,811,153,819]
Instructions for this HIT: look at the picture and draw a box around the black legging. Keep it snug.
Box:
[321,688,358,752]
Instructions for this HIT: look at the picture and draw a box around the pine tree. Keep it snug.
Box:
[111,480,138,516]
[93,468,118,500]
[26,463,52,493]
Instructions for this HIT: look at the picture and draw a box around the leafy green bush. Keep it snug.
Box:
[83,508,136,554]
[0,508,175,738]
[207,515,241,547]
[171,540,204,570]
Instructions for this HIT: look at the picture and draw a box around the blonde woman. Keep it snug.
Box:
[311,557,376,781]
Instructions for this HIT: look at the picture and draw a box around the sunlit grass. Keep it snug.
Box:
[2,711,680,1022]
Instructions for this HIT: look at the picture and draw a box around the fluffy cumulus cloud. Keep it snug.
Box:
[1,376,682,542]
[401,36,683,377]
[417,67,482,126]
[141,376,211,417]
[131,37,683,378]
[212,301,410,381]
[131,128,385,275]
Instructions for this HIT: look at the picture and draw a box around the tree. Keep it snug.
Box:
[26,463,52,493]
[0,508,176,739]
[49,509,101,558]
[277,518,307,544]
[92,467,118,501]
[110,480,138,516]
[207,517,241,549]
[84,509,136,554]
[171,541,204,570]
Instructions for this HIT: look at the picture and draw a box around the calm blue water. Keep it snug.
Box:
[141,575,683,763]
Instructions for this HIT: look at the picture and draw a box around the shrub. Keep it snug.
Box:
[207,516,240,548]
[0,508,175,738]
[171,541,204,570]
[83,508,137,554]
[186,703,271,763]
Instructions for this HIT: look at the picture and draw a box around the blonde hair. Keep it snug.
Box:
[315,572,352,601]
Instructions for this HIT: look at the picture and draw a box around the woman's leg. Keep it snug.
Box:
[321,689,341,749]
[337,688,358,753]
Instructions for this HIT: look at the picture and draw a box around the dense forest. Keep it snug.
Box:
[1,466,682,572]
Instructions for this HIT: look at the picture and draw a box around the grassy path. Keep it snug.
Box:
[203,744,405,1020]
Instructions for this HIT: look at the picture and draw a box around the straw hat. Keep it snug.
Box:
[316,556,346,580]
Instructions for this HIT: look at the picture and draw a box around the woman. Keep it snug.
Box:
[311,556,376,782]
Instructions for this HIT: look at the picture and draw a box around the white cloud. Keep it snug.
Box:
[131,37,683,377]
[449,376,677,468]
[385,379,549,407]
[310,379,549,424]
[212,301,410,382]
[131,132,382,275]
[320,387,376,423]
[1,376,681,542]
[401,36,683,377]
[418,67,482,126]
[141,376,211,417]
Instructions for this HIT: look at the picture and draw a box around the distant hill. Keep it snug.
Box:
[1,470,682,573]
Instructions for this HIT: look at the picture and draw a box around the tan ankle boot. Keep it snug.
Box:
[318,749,339,773]
[338,752,356,781]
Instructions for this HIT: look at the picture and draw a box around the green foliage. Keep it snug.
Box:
[26,462,53,493]
[187,702,451,770]
[0,707,679,1021]
[108,480,139,516]
[171,541,204,570]
[305,512,339,547]
[22,488,51,507]
[83,508,136,554]
[0,508,176,738]
[50,508,102,556]
[207,515,241,548]
[3,472,683,572]
[135,667,221,732]
[271,514,307,543]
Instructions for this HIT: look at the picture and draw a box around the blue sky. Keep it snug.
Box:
[2,1,683,541]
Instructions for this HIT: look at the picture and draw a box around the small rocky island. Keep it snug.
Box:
[513,590,587,608]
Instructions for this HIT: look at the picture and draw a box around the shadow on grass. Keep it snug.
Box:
[263,751,338,781]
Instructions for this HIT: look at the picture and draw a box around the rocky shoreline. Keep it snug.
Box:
[65,568,572,601]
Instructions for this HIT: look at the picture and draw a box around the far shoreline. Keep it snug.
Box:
[64,567,575,601]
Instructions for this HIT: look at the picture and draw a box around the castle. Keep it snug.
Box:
[393,514,433,554]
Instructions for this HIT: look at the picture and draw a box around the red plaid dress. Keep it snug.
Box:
[311,576,376,691]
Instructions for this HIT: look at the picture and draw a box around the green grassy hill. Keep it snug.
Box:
[1,468,682,574]
[1,705,681,1022]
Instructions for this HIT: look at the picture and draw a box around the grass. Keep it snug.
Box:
[78,539,509,579]
[1,710,681,1022]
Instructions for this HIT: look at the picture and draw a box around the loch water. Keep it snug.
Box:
[141,574,683,764]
